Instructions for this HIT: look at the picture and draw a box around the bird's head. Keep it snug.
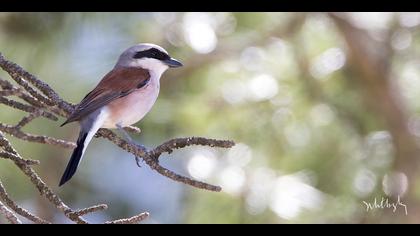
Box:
[115,43,183,76]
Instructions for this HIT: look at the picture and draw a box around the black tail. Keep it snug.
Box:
[59,132,88,186]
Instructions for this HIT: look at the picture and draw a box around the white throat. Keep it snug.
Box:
[117,58,169,80]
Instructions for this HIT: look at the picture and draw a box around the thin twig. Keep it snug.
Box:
[99,129,234,192]
[0,53,74,114]
[0,89,19,96]
[0,151,40,165]
[144,159,222,191]
[0,201,22,224]
[0,131,88,224]
[0,181,50,224]
[0,78,66,117]
[105,212,149,224]
[0,123,76,149]
[0,96,57,121]
[149,137,235,157]
[124,126,142,134]
[15,110,43,129]
[69,204,108,217]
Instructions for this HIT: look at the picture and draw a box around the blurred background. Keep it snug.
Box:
[1,12,420,223]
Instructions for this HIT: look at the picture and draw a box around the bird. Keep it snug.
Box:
[59,43,183,186]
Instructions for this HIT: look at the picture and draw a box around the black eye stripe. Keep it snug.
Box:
[133,48,170,60]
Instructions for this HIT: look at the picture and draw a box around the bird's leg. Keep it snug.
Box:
[116,124,145,167]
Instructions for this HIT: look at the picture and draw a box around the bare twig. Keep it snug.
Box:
[98,129,234,191]
[69,204,108,217]
[0,151,40,165]
[0,78,65,116]
[15,111,43,129]
[105,212,149,224]
[0,201,22,224]
[0,181,50,224]
[145,137,234,191]
[0,131,89,224]
[0,123,76,149]
[124,126,142,134]
[145,160,222,192]
[0,89,19,96]
[0,96,57,121]
[150,137,235,156]
[0,54,73,114]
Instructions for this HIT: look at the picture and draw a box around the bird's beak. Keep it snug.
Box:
[163,58,183,68]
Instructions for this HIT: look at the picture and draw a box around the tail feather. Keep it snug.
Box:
[59,132,88,186]
[59,107,108,186]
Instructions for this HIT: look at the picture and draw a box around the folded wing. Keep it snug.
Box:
[61,67,150,126]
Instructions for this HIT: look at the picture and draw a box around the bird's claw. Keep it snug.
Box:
[135,156,142,168]
[135,143,147,152]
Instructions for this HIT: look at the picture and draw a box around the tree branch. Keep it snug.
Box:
[0,52,234,223]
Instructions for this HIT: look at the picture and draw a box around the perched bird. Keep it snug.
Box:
[59,43,183,186]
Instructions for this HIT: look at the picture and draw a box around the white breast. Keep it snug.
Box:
[101,74,160,129]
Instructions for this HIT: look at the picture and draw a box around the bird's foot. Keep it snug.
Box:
[116,123,146,168]
[135,143,147,151]
[135,156,142,168]
[134,143,147,168]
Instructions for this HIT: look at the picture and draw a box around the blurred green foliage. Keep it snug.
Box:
[1,12,420,224]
